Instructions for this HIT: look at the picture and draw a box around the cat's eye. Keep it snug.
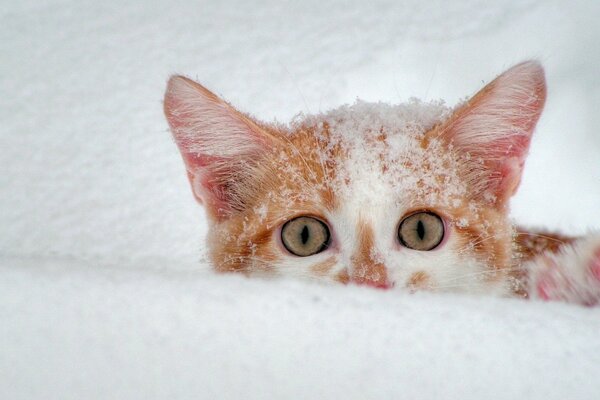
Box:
[281,216,330,257]
[398,211,444,251]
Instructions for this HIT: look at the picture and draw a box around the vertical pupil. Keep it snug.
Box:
[416,220,425,240]
[301,225,310,244]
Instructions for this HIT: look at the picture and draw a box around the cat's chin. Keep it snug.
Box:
[400,277,512,297]
[244,267,514,298]
[441,279,512,297]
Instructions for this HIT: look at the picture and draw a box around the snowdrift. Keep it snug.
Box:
[2,257,600,400]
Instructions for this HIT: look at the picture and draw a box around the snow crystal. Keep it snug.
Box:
[255,203,268,222]
[456,218,470,228]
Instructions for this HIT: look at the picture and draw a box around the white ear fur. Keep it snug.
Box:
[164,76,276,217]
[427,61,546,207]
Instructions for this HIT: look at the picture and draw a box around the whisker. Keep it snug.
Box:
[469,235,498,247]
[515,231,569,245]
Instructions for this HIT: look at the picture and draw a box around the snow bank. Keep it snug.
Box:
[2,257,600,400]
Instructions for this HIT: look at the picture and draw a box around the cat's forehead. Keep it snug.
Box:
[285,100,466,210]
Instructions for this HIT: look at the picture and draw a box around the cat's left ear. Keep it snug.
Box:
[425,61,546,209]
[164,76,280,220]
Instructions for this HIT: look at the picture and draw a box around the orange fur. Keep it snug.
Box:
[311,256,337,276]
[350,221,389,288]
[408,271,431,290]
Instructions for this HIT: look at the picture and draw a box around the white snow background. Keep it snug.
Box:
[1,0,600,399]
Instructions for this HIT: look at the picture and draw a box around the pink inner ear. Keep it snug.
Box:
[430,61,546,206]
[185,166,236,219]
[183,154,226,204]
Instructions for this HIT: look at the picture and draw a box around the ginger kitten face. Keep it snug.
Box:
[164,61,546,295]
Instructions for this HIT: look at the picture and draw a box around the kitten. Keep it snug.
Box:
[164,61,600,305]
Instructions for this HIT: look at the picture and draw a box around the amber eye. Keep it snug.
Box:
[398,211,444,251]
[281,216,330,257]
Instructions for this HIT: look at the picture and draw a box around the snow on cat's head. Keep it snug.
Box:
[164,61,546,295]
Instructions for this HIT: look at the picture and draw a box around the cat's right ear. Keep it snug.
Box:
[164,76,277,219]
[424,61,546,210]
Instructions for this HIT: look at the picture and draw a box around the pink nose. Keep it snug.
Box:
[353,280,392,290]
[350,262,391,289]
[366,280,393,290]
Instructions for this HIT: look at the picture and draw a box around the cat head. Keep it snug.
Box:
[164,61,546,295]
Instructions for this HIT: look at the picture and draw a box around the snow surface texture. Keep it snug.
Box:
[1,0,599,399]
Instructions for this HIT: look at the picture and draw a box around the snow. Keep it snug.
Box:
[1,0,599,398]
[3,256,600,400]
